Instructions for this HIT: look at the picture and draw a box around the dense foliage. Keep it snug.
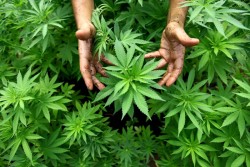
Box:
[0,0,250,166]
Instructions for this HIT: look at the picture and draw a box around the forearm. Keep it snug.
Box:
[168,0,188,27]
[71,0,94,29]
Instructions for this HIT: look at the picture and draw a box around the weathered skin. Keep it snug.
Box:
[71,0,105,90]
[145,0,199,87]
[71,0,199,90]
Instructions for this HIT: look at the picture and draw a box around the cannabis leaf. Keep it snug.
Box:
[94,39,164,119]
[163,69,210,135]
[233,78,250,106]
[168,131,216,166]
[183,0,249,36]
[188,25,249,84]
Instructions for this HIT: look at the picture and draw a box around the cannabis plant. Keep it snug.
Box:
[94,39,165,119]
[0,0,250,166]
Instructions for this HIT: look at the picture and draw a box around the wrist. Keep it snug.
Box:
[77,21,92,30]
[168,13,185,27]
[167,0,188,28]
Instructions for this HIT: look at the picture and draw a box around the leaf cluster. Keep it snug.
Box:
[94,39,165,119]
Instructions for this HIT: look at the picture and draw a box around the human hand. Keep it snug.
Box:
[145,22,199,87]
[76,22,107,90]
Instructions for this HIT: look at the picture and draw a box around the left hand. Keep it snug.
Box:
[76,22,107,90]
[145,22,199,87]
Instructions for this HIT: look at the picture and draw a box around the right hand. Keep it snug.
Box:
[145,22,199,87]
[76,22,107,90]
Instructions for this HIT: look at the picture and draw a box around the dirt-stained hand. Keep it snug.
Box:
[145,22,199,87]
[76,22,107,90]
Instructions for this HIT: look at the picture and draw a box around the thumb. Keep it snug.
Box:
[76,23,96,40]
[174,27,199,47]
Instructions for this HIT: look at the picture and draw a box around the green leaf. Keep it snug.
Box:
[119,81,130,96]
[105,92,119,106]
[208,64,214,84]
[126,44,135,67]
[105,66,122,71]
[105,53,121,67]
[29,0,39,13]
[189,6,203,21]
[122,91,133,118]
[233,78,250,93]
[28,36,42,50]
[9,140,22,162]
[226,147,244,154]
[43,108,50,122]
[165,107,182,117]
[134,92,150,119]
[167,140,183,146]
[197,158,210,167]
[178,110,186,135]
[236,93,250,99]
[115,39,126,67]
[222,14,249,30]
[199,145,217,151]
[22,139,32,161]
[205,6,215,18]
[246,156,250,167]
[220,48,232,59]
[215,65,227,85]
[188,49,207,59]
[85,130,96,136]
[191,80,207,92]
[26,134,43,140]
[134,55,144,74]
[19,112,27,126]
[216,107,236,113]
[222,111,239,127]
[108,71,125,79]
[13,113,20,135]
[137,86,164,101]
[94,87,114,102]
[138,0,143,6]
[211,137,226,143]
[114,80,127,95]
[49,22,63,28]
[187,68,195,90]
[195,149,209,162]
[42,24,48,38]
[237,113,245,138]
[231,155,245,167]
[140,59,158,75]
[186,110,202,132]
[213,18,225,37]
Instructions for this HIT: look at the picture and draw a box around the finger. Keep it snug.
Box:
[90,58,106,90]
[145,51,161,58]
[174,27,199,47]
[158,63,173,85]
[93,55,108,76]
[166,58,183,87]
[92,76,105,90]
[94,61,107,77]
[158,71,171,86]
[90,62,96,76]
[167,62,174,74]
[79,40,93,90]
[156,58,167,69]
[80,57,93,90]
[145,49,170,64]
[100,55,113,65]
[166,69,182,87]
